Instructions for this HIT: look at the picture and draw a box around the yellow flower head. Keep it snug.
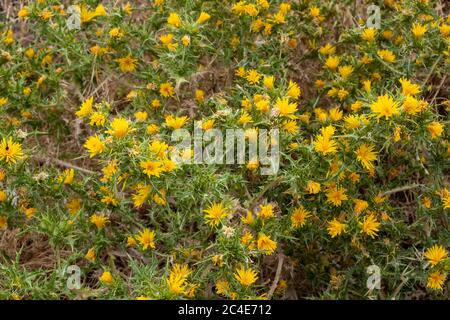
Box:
[370,95,399,119]
[424,245,448,266]
[75,97,94,118]
[427,122,444,139]
[159,82,175,97]
[355,143,378,170]
[360,214,381,238]
[165,115,189,129]
[234,267,258,286]
[0,138,24,164]
[116,55,138,73]
[291,206,311,228]
[327,218,346,238]
[326,187,348,207]
[140,160,163,177]
[107,118,130,138]
[90,213,109,229]
[136,228,156,250]
[257,234,277,255]
[258,203,274,219]
[196,12,211,24]
[427,271,446,290]
[361,28,377,42]
[167,12,182,28]
[411,23,427,38]
[377,49,396,63]
[99,271,113,284]
[204,202,228,226]
[399,78,421,96]
[275,98,297,116]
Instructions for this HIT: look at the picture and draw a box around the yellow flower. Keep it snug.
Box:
[159,82,175,97]
[377,49,396,63]
[196,12,211,24]
[85,248,96,262]
[39,9,53,20]
[234,267,258,286]
[291,206,311,228]
[427,271,446,290]
[239,111,253,124]
[0,216,7,230]
[399,78,421,96]
[165,115,189,129]
[402,95,422,115]
[411,23,427,38]
[215,279,231,297]
[313,135,338,156]
[90,213,109,229]
[116,55,138,73]
[140,160,163,177]
[344,114,361,130]
[443,194,450,209]
[283,120,299,134]
[18,7,30,19]
[99,271,113,285]
[0,138,24,164]
[427,122,444,138]
[62,168,75,184]
[361,28,377,42]
[84,135,105,158]
[132,184,151,208]
[257,234,277,255]
[167,12,182,28]
[354,199,369,215]
[182,34,190,46]
[204,202,228,226]
[287,81,301,99]
[370,95,399,119]
[89,112,106,126]
[241,210,254,225]
[0,97,8,107]
[23,207,36,219]
[355,143,378,170]
[75,97,94,118]
[136,228,156,250]
[106,118,130,138]
[0,190,6,203]
[306,181,321,194]
[258,203,274,219]
[134,111,148,122]
[319,43,336,55]
[326,187,348,206]
[327,218,346,238]
[245,69,261,85]
[275,98,297,116]
[329,107,343,121]
[424,245,448,266]
[263,76,274,90]
[338,65,353,79]
[127,236,137,247]
[167,264,191,294]
[324,55,340,70]
[109,27,124,38]
[66,198,81,215]
[201,119,215,130]
[360,214,381,238]
[195,89,205,103]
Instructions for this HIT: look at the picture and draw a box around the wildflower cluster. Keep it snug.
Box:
[0,0,448,299]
